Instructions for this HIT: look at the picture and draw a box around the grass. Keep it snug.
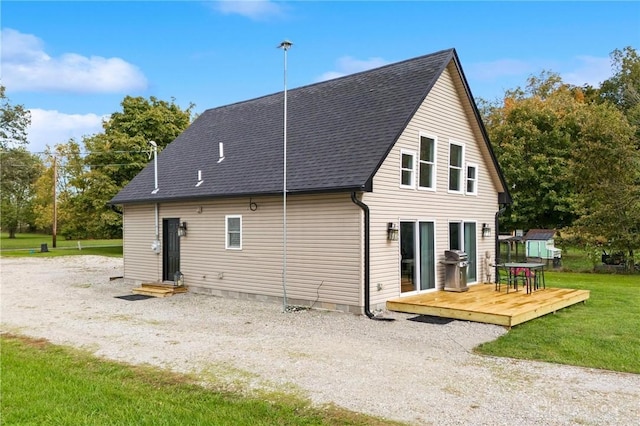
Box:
[0,334,402,426]
[0,232,122,257]
[475,272,640,373]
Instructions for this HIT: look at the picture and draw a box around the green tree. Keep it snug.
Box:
[0,149,41,238]
[598,47,640,148]
[568,102,640,270]
[482,71,581,230]
[31,141,85,238]
[598,47,640,114]
[74,96,194,238]
[0,85,31,149]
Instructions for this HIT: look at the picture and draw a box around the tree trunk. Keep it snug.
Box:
[9,228,16,239]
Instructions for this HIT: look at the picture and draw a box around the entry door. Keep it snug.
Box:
[163,218,180,281]
[400,221,436,293]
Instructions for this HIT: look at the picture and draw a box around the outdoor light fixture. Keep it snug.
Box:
[387,222,399,241]
[482,223,491,238]
[178,221,188,237]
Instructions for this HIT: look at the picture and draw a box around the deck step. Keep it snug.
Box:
[131,283,188,298]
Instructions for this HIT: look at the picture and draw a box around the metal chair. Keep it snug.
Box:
[495,264,514,293]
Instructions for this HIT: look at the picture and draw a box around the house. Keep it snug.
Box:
[110,48,511,316]
[524,229,562,265]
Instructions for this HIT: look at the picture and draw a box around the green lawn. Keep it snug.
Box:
[0,334,401,426]
[0,232,122,257]
[475,272,640,373]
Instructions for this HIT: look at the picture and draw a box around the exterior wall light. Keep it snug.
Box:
[387,222,399,241]
[482,223,491,238]
[178,221,188,237]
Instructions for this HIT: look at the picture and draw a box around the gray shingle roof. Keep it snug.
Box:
[524,229,557,241]
[111,48,496,205]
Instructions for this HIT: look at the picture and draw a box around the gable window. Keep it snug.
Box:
[225,215,242,250]
[400,149,416,188]
[466,164,478,195]
[419,134,436,190]
[448,142,464,193]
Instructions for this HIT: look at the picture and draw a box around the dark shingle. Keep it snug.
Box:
[111,49,455,204]
[524,229,557,241]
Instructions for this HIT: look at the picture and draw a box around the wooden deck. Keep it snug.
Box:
[386,284,590,327]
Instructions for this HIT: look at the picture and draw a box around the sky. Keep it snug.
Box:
[2,0,639,154]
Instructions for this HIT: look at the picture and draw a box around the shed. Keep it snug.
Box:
[524,229,561,262]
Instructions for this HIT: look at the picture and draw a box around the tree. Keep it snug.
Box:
[0,85,31,149]
[31,141,84,238]
[568,102,640,270]
[482,72,581,230]
[598,47,640,114]
[69,96,194,238]
[598,47,640,148]
[0,149,41,238]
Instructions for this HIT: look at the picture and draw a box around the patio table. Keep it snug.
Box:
[503,262,546,294]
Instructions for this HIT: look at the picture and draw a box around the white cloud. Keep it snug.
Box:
[1,28,147,93]
[317,56,390,82]
[214,0,285,20]
[561,55,612,87]
[27,109,108,153]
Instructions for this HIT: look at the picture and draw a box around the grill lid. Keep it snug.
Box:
[445,250,468,261]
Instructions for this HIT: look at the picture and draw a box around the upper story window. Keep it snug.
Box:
[448,142,464,193]
[400,149,416,189]
[419,134,436,190]
[466,164,478,195]
[225,215,242,250]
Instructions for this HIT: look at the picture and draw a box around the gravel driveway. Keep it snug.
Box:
[1,256,638,425]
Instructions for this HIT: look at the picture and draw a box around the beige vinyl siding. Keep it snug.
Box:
[123,204,162,281]
[365,63,503,305]
[122,192,362,309]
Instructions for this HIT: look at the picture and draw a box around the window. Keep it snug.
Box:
[400,150,416,188]
[466,164,478,195]
[448,142,464,193]
[419,135,436,190]
[225,215,242,249]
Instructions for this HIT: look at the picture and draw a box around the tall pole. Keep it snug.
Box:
[52,156,57,248]
[278,40,292,311]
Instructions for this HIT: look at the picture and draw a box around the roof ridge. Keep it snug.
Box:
[201,48,457,115]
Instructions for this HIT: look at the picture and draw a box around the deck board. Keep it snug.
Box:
[386,284,590,327]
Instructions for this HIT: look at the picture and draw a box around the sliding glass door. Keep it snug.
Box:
[449,221,477,283]
[419,222,436,290]
[400,221,435,293]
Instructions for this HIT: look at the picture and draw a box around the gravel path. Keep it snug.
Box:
[1,256,638,425]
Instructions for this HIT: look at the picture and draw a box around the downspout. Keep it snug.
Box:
[494,205,507,281]
[351,192,395,321]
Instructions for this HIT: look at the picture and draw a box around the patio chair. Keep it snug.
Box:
[495,264,515,293]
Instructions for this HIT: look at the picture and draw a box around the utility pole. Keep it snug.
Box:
[278,40,292,312]
[52,156,57,248]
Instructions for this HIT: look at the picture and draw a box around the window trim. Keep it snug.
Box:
[465,163,478,196]
[448,141,465,194]
[225,215,242,250]
[418,133,437,191]
[399,149,416,189]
